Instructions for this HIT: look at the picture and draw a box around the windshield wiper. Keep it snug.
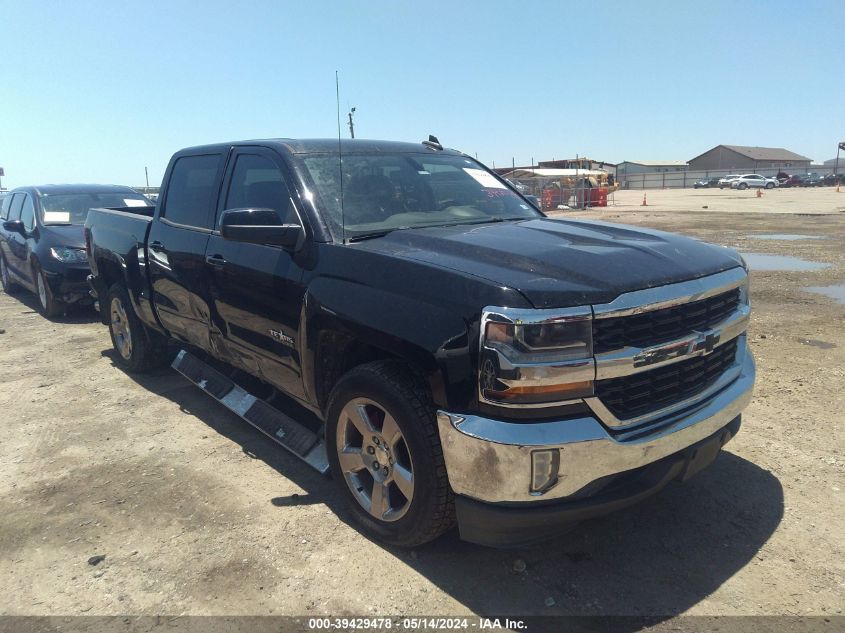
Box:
[457,216,528,226]
[346,217,528,242]
[346,228,401,242]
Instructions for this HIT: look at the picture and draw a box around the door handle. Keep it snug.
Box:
[149,241,165,252]
[205,254,226,268]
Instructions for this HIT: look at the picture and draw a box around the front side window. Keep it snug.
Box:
[20,194,36,231]
[39,191,150,225]
[224,154,296,224]
[163,154,223,229]
[299,152,540,240]
[7,193,24,221]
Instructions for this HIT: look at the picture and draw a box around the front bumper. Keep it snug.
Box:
[454,415,741,547]
[43,267,93,304]
[436,347,755,543]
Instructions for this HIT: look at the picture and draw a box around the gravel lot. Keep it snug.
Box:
[1,190,843,621]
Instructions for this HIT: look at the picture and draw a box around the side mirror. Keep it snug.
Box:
[219,208,303,250]
[3,220,26,235]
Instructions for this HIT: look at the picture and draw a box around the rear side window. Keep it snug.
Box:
[224,154,297,224]
[0,195,10,219]
[7,194,24,221]
[162,154,223,229]
[20,194,36,231]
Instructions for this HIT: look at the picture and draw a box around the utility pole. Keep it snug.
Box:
[347,107,356,139]
[145,166,150,189]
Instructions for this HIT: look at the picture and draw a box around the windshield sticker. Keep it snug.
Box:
[463,168,506,189]
[124,198,148,207]
[485,189,509,198]
[43,211,71,223]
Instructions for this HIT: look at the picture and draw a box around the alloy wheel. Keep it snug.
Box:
[335,397,415,522]
[37,272,48,309]
[110,296,133,360]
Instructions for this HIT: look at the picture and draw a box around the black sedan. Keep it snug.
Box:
[0,184,152,316]
[693,177,720,189]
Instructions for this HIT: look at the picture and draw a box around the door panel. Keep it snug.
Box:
[205,149,308,400]
[148,223,212,346]
[3,194,28,280]
[8,194,36,287]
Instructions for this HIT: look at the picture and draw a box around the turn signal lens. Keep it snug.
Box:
[486,380,593,402]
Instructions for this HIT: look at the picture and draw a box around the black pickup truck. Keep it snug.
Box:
[85,138,755,547]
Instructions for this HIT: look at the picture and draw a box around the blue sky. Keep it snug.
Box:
[1,0,843,188]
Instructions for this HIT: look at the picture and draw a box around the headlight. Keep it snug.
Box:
[50,246,88,264]
[480,307,594,406]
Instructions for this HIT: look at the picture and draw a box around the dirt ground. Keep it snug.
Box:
[0,191,843,622]
[605,186,845,215]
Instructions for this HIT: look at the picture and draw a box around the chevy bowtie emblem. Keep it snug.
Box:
[634,328,722,368]
[694,330,721,355]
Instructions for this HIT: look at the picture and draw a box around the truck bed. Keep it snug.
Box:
[85,206,156,327]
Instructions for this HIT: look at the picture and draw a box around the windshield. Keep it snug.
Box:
[39,191,151,225]
[299,152,542,240]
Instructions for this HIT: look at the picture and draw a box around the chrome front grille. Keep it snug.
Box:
[587,268,749,428]
[595,338,738,420]
[592,288,740,354]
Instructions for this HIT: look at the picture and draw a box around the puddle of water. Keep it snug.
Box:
[740,253,831,272]
[748,234,825,241]
[805,283,845,304]
[798,338,836,350]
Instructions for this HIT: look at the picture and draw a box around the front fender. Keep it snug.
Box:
[301,276,474,411]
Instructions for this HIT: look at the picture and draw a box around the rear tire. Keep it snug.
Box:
[107,283,168,372]
[739,183,748,190]
[326,361,455,547]
[0,256,20,295]
[35,266,66,318]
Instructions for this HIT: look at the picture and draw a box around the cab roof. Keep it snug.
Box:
[176,138,464,157]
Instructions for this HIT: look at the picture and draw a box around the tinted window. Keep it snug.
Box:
[163,154,223,228]
[0,195,10,219]
[20,195,36,231]
[7,194,24,221]
[224,154,296,224]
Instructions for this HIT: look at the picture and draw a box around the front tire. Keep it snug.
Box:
[35,266,66,317]
[766,182,774,189]
[326,361,455,547]
[107,283,168,372]
[0,256,20,295]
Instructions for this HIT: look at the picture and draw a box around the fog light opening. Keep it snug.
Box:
[531,449,561,494]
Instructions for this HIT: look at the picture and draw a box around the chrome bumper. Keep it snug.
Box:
[436,343,755,504]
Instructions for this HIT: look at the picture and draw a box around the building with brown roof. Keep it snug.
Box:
[688,145,811,171]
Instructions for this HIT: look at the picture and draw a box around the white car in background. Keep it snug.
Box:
[718,174,740,189]
[730,174,778,190]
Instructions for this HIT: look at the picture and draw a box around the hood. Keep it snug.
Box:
[39,224,86,249]
[354,218,743,308]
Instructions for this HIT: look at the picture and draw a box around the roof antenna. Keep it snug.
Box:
[422,134,443,151]
[336,71,346,243]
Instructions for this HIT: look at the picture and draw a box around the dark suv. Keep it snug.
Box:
[0,184,151,316]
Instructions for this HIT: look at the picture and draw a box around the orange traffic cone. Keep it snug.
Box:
[641,193,648,206]
[756,188,762,198]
